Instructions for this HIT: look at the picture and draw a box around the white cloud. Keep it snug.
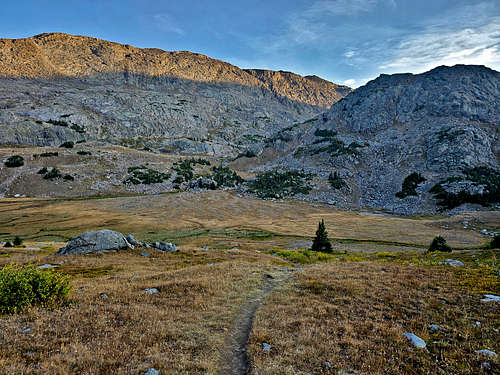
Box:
[343,50,356,58]
[344,78,356,85]
[150,13,184,35]
[306,0,395,17]
[379,2,500,73]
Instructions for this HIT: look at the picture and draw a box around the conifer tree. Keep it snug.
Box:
[311,219,332,253]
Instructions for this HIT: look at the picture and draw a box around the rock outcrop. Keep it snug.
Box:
[251,65,500,213]
[57,229,134,255]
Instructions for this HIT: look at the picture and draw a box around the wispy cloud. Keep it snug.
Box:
[344,78,356,85]
[379,2,500,73]
[149,13,184,35]
[306,0,395,17]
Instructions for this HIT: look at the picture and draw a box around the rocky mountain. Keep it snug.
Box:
[246,65,500,213]
[0,33,350,155]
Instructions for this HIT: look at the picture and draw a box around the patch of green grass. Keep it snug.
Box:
[58,265,115,278]
[269,249,340,264]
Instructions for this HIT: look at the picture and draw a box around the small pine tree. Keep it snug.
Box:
[428,236,452,252]
[490,234,500,249]
[311,219,332,253]
[13,236,23,246]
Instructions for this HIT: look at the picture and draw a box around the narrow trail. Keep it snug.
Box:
[218,271,294,375]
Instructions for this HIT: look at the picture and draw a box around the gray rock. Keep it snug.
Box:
[142,369,160,375]
[476,349,497,358]
[428,324,442,333]
[143,288,159,294]
[152,242,178,252]
[445,259,465,267]
[57,229,134,255]
[323,361,332,368]
[403,332,426,348]
[99,293,108,299]
[480,294,500,302]
[37,264,58,269]
[262,342,271,352]
[19,327,31,334]
[140,252,150,257]
[126,234,141,246]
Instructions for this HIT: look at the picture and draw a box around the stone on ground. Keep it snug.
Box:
[403,332,426,348]
[57,229,134,255]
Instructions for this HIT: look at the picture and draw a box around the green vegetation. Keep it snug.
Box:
[314,128,337,138]
[328,171,346,189]
[247,170,313,198]
[123,165,170,185]
[13,236,23,247]
[59,141,74,149]
[4,241,13,248]
[396,172,426,198]
[43,168,63,180]
[37,167,48,175]
[311,219,333,253]
[210,165,244,187]
[430,167,500,209]
[309,128,364,156]
[47,119,85,134]
[435,127,466,143]
[428,236,452,253]
[33,152,59,158]
[63,174,74,181]
[76,150,92,156]
[270,248,338,264]
[4,155,24,168]
[70,124,86,134]
[489,234,500,249]
[0,264,70,314]
[172,158,211,183]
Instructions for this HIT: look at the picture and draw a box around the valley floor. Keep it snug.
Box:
[0,193,498,374]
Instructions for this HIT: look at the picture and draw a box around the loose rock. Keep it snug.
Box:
[480,294,500,302]
[57,229,134,255]
[445,259,465,267]
[143,288,159,294]
[403,332,426,348]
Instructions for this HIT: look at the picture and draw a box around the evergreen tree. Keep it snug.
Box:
[311,219,332,253]
[427,236,451,252]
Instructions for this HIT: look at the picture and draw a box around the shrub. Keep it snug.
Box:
[210,165,244,187]
[63,174,74,181]
[0,264,70,314]
[489,235,500,249]
[43,168,62,180]
[428,236,452,252]
[4,155,24,168]
[328,171,346,189]
[123,166,170,185]
[4,241,13,248]
[311,219,332,253]
[37,167,48,175]
[396,172,426,198]
[59,141,74,149]
[172,176,184,184]
[430,167,500,209]
[76,151,91,156]
[13,236,22,246]
[247,170,313,198]
[314,128,337,138]
[172,158,211,183]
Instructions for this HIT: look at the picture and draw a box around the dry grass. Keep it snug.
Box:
[249,258,499,375]
[0,191,496,247]
[0,247,281,374]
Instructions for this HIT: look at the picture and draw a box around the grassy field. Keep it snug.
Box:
[0,192,498,374]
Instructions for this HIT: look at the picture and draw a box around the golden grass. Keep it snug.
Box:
[249,260,499,375]
[0,247,282,374]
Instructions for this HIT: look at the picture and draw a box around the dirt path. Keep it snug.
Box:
[218,271,293,375]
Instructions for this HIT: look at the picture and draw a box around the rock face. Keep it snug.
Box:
[57,229,133,255]
[0,33,350,155]
[253,65,500,214]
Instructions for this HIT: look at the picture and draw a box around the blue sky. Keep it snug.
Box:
[2,0,499,87]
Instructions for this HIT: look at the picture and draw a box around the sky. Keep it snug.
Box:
[1,0,499,87]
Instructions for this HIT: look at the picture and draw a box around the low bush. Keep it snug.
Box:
[59,141,74,149]
[13,236,23,246]
[76,151,91,156]
[210,165,244,187]
[43,168,62,180]
[328,171,346,189]
[4,155,24,168]
[4,241,13,248]
[33,152,59,158]
[247,170,313,199]
[427,236,452,253]
[430,167,500,209]
[173,158,211,183]
[0,264,70,314]
[123,166,170,185]
[37,167,48,174]
[396,172,426,198]
[63,174,74,181]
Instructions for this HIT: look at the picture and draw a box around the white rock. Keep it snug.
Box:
[37,264,58,269]
[143,368,160,375]
[403,333,426,348]
[480,294,500,302]
[143,288,159,294]
[262,342,271,352]
[476,349,497,358]
[445,259,464,267]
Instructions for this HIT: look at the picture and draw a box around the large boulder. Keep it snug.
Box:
[57,229,134,255]
[151,241,178,252]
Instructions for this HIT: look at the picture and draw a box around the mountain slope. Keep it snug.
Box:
[248,65,500,213]
[0,33,350,154]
